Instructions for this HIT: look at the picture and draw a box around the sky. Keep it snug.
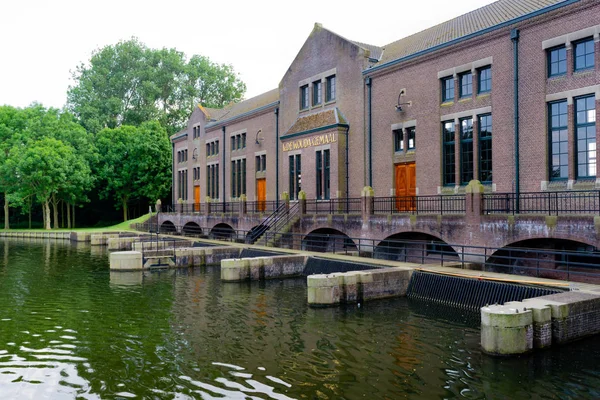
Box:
[0,0,496,109]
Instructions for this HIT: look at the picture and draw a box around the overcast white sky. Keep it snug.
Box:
[0,0,496,109]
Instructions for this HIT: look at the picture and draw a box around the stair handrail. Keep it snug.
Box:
[250,202,300,243]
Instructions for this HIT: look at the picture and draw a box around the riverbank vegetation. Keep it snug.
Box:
[0,39,246,229]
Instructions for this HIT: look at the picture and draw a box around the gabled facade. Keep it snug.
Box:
[171,0,600,208]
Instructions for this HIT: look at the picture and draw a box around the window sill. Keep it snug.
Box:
[458,97,472,103]
[547,74,567,81]
[440,101,454,107]
[324,99,336,106]
[573,69,595,77]
[477,92,491,99]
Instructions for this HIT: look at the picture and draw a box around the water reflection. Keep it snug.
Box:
[0,238,599,399]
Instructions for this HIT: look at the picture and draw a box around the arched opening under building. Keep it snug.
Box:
[486,239,600,283]
[159,221,177,234]
[374,232,458,263]
[302,228,358,254]
[209,223,235,241]
[182,222,203,237]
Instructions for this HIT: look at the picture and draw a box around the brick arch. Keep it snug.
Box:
[182,222,202,236]
[500,235,598,251]
[302,228,357,253]
[160,220,177,234]
[486,237,600,281]
[374,231,460,263]
[209,223,235,240]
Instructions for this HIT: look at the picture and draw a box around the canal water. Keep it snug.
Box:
[0,239,599,399]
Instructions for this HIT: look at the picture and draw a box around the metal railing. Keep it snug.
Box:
[132,221,600,283]
[483,191,600,215]
[305,198,362,214]
[373,195,466,215]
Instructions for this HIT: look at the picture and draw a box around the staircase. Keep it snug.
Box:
[249,202,300,247]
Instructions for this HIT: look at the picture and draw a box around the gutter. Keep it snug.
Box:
[275,107,280,207]
[222,126,226,211]
[511,29,520,212]
[365,77,373,187]
[363,0,580,76]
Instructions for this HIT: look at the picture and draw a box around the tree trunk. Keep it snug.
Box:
[67,202,71,229]
[72,204,76,229]
[3,194,9,230]
[122,197,128,222]
[44,201,51,230]
[61,201,65,228]
[42,202,46,227]
[52,194,59,230]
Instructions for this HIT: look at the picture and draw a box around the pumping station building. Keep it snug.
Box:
[167,0,600,278]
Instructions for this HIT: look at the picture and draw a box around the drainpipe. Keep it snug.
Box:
[275,107,280,208]
[345,125,350,210]
[222,125,226,212]
[171,142,175,207]
[366,77,373,187]
[511,28,520,212]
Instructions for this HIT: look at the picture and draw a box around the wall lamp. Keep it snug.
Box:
[395,88,412,112]
[255,129,263,145]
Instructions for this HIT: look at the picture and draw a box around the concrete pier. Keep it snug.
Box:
[109,251,143,271]
[221,255,306,282]
[307,267,412,307]
[481,291,600,355]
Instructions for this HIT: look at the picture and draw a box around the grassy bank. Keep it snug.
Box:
[2,213,153,232]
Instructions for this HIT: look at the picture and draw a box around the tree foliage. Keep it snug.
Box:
[96,121,171,221]
[67,38,246,134]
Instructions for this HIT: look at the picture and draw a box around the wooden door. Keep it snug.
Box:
[194,185,201,212]
[256,178,266,212]
[395,163,416,211]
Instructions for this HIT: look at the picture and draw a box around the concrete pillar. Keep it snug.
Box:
[204,197,211,216]
[507,300,552,349]
[307,274,343,306]
[110,251,143,271]
[221,258,250,282]
[239,195,247,217]
[298,190,306,215]
[465,180,484,222]
[361,186,374,220]
[481,304,533,355]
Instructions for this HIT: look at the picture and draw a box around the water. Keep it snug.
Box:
[0,239,599,399]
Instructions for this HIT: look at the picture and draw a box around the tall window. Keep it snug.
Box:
[549,100,568,180]
[442,121,456,186]
[442,76,454,102]
[574,38,595,71]
[459,72,472,98]
[394,129,404,152]
[407,127,416,150]
[548,46,567,77]
[478,66,491,93]
[289,155,301,200]
[326,75,336,102]
[478,114,492,183]
[207,164,219,199]
[316,150,330,200]
[576,95,596,178]
[255,154,266,172]
[460,118,474,184]
[313,80,322,106]
[300,85,309,110]
[230,159,247,198]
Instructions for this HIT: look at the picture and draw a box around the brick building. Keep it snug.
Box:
[172,0,600,209]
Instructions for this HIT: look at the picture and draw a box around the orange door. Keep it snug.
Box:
[194,185,201,212]
[256,178,266,212]
[395,163,416,211]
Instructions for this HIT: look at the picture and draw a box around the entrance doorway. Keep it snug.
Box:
[394,162,416,211]
[256,178,266,212]
[194,185,201,212]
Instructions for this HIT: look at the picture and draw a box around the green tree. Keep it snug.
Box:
[8,138,81,230]
[67,38,246,135]
[0,105,28,229]
[96,121,171,221]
